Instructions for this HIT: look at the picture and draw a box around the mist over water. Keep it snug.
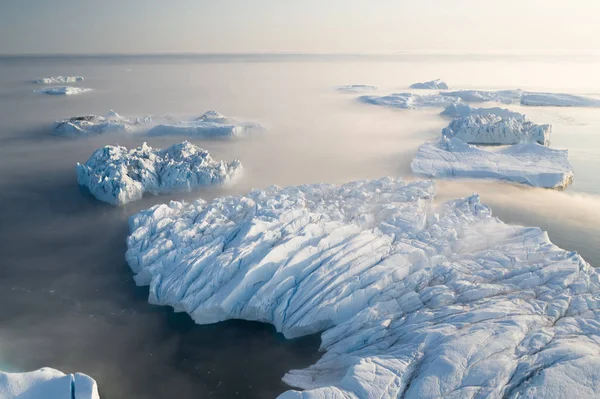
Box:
[1,54,600,398]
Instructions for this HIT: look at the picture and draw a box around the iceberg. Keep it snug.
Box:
[0,368,99,399]
[77,141,242,205]
[34,76,84,84]
[147,110,264,139]
[409,78,449,90]
[37,86,92,96]
[358,92,461,109]
[441,89,522,104]
[521,92,600,107]
[126,177,597,398]
[54,110,152,137]
[442,114,551,145]
[412,137,573,189]
[336,85,377,93]
[440,103,525,121]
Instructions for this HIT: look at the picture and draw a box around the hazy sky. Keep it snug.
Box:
[1,0,599,54]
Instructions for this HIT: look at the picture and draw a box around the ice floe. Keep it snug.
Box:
[147,110,264,138]
[410,78,449,90]
[126,177,596,398]
[34,76,84,84]
[412,137,573,189]
[441,89,523,104]
[358,92,461,109]
[53,110,153,137]
[442,114,551,145]
[336,85,377,93]
[0,368,99,399]
[37,86,92,96]
[440,104,525,120]
[521,92,600,107]
[77,141,242,205]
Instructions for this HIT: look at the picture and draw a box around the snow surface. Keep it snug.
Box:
[126,177,596,398]
[147,110,264,138]
[441,90,523,104]
[77,141,242,205]
[336,85,377,93]
[358,93,461,109]
[440,104,526,121]
[412,138,573,189]
[37,86,92,96]
[34,76,84,84]
[0,368,99,399]
[54,110,152,137]
[521,92,600,107]
[442,114,552,146]
[410,79,449,90]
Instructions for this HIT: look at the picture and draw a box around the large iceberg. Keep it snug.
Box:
[440,104,525,121]
[0,368,99,399]
[521,92,600,107]
[412,137,573,189]
[410,79,449,90]
[441,90,522,104]
[77,141,242,205]
[126,177,598,398]
[336,85,377,93]
[358,93,461,109]
[442,114,551,145]
[147,110,264,138]
[54,110,152,137]
[34,76,84,84]
[37,86,92,96]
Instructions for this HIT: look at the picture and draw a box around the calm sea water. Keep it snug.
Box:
[0,53,600,398]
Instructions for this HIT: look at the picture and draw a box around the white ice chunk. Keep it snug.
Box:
[441,89,523,104]
[410,79,449,90]
[36,86,92,96]
[0,368,99,399]
[442,114,551,145]
[411,137,574,189]
[77,141,242,205]
[441,104,526,121]
[53,110,153,137]
[521,92,600,107]
[126,177,597,398]
[147,110,264,139]
[34,76,84,84]
[336,85,377,93]
[358,93,461,109]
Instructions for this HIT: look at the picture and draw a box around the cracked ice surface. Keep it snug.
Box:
[36,86,92,96]
[147,110,264,138]
[0,368,99,399]
[126,177,597,398]
[440,104,526,121]
[410,79,449,90]
[358,93,461,109]
[441,90,523,104]
[53,110,153,137]
[412,138,573,189]
[521,92,600,107]
[34,76,84,84]
[77,141,242,205]
[442,114,552,146]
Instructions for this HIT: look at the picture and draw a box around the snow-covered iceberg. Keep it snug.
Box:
[336,85,377,93]
[147,111,264,138]
[37,86,92,96]
[54,110,152,137]
[358,92,461,109]
[34,76,84,84]
[442,114,551,145]
[412,137,573,188]
[77,141,242,205]
[0,368,99,399]
[126,177,597,398]
[410,78,449,90]
[440,103,525,121]
[441,89,522,104]
[521,92,600,107]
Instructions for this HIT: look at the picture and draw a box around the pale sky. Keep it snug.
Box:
[1,0,599,54]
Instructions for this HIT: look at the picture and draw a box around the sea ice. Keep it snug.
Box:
[441,89,523,104]
[0,368,99,399]
[442,114,551,145]
[336,85,377,93]
[126,176,593,398]
[412,137,573,188]
[77,141,242,205]
[521,92,600,107]
[37,86,92,96]
[147,110,264,138]
[358,92,461,109]
[53,110,152,137]
[410,78,449,90]
[34,76,84,84]
[440,103,525,121]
